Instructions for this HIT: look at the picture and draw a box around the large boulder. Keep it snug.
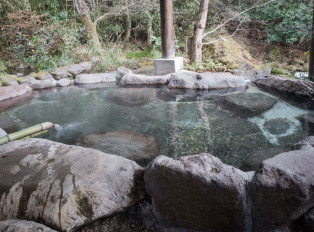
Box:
[241,147,288,171]
[120,73,172,85]
[0,74,19,86]
[50,68,72,80]
[292,136,314,151]
[297,114,314,134]
[168,70,246,90]
[251,150,314,232]
[78,130,160,166]
[20,76,56,89]
[33,71,53,80]
[0,139,146,231]
[0,220,57,232]
[294,207,314,232]
[75,72,117,85]
[0,85,32,102]
[221,92,277,117]
[144,154,250,232]
[116,67,133,82]
[252,76,314,109]
[56,78,72,87]
[65,62,92,75]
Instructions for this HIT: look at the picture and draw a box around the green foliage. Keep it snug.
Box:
[251,0,312,44]
[186,58,228,72]
[93,48,126,72]
[125,48,161,60]
[0,10,84,71]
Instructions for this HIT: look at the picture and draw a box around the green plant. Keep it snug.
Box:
[252,0,312,44]
[93,48,127,72]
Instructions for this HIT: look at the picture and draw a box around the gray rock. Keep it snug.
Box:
[0,220,57,232]
[252,76,314,109]
[75,72,117,85]
[233,63,257,79]
[19,75,36,84]
[251,150,314,232]
[0,85,32,102]
[0,128,7,137]
[222,92,277,117]
[297,114,314,134]
[294,207,314,232]
[293,136,314,151]
[50,68,72,80]
[33,71,53,80]
[0,74,19,86]
[241,147,288,171]
[120,73,172,85]
[56,78,71,87]
[78,130,160,166]
[116,67,133,82]
[0,139,145,232]
[169,70,246,90]
[65,62,92,75]
[144,154,250,232]
[22,77,56,89]
[264,118,292,135]
[78,200,161,232]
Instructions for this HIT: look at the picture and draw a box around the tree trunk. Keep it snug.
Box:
[190,0,209,64]
[124,5,132,42]
[146,10,153,45]
[309,2,314,81]
[75,0,102,49]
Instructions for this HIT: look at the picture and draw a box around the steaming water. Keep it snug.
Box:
[1,85,313,169]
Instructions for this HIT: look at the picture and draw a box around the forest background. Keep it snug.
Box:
[0,0,312,77]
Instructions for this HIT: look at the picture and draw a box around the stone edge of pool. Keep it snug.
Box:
[0,136,313,232]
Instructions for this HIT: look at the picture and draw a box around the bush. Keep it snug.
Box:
[251,0,312,44]
[0,10,83,71]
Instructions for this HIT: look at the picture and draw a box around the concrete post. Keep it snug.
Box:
[154,0,183,75]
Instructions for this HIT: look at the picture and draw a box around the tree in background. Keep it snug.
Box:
[190,0,209,64]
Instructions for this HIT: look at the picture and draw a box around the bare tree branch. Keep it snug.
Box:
[202,0,278,39]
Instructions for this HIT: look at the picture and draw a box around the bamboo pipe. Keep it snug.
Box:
[20,130,49,140]
[0,122,54,145]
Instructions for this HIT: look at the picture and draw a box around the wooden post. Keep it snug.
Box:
[160,0,175,59]
[309,2,314,81]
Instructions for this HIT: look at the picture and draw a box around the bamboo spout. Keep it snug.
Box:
[0,122,54,145]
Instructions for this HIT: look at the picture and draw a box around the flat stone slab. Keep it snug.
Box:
[168,70,246,90]
[252,75,314,109]
[120,73,172,85]
[78,130,160,166]
[0,220,57,232]
[222,92,277,117]
[0,85,32,102]
[0,139,145,231]
[75,72,117,85]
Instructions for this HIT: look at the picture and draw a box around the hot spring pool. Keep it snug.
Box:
[0,84,313,169]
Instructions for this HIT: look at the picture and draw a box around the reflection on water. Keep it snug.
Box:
[1,85,313,169]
